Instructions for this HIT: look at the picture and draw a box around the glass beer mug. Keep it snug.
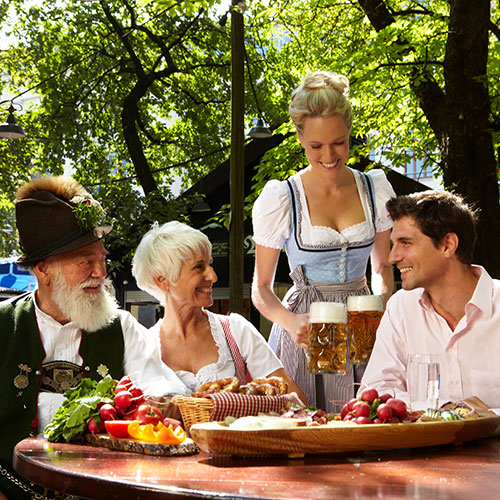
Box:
[307,302,347,374]
[347,295,384,364]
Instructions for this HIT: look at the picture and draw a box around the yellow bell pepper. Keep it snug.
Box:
[127,421,186,444]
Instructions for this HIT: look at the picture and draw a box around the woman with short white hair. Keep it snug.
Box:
[132,221,307,402]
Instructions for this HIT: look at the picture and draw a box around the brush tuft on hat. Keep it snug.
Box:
[16,176,88,203]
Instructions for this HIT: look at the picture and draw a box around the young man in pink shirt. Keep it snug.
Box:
[361,190,500,409]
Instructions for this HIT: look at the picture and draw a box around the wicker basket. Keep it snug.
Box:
[172,395,214,432]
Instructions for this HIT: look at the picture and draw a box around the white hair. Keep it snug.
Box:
[132,221,212,305]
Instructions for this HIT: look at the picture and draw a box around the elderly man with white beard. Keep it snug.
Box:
[0,176,187,500]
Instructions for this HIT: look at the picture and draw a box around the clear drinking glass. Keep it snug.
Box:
[407,353,440,410]
[347,295,384,364]
[307,302,347,374]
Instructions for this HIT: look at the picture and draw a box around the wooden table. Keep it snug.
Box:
[13,436,500,500]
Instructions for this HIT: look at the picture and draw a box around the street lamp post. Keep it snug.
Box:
[229,1,245,315]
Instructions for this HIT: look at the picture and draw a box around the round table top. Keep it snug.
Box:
[13,436,500,500]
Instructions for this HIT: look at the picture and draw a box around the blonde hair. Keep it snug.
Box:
[132,221,212,305]
[289,71,352,135]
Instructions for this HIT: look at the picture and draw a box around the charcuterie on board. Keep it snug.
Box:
[189,397,500,458]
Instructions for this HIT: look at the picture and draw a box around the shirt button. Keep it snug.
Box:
[85,366,91,372]
[35,370,41,376]
[340,264,345,269]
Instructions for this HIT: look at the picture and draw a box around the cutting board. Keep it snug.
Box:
[84,432,199,456]
[190,410,500,458]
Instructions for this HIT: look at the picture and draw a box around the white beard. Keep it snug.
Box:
[51,268,119,332]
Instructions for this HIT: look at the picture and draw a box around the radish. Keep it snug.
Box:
[346,398,358,411]
[386,398,408,419]
[88,416,104,434]
[359,387,379,404]
[379,393,392,403]
[114,390,133,410]
[354,416,373,425]
[99,403,117,421]
[376,403,393,421]
[340,404,350,420]
[352,401,371,418]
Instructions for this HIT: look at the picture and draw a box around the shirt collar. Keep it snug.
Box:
[467,265,493,317]
[417,265,493,317]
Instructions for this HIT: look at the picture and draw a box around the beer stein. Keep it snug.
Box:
[347,295,383,364]
[307,302,347,374]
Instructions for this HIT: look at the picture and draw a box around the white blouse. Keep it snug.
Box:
[150,309,283,394]
[252,168,395,250]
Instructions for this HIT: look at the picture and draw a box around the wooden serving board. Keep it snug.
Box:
[190,413,500,458]
[84,433,199,456]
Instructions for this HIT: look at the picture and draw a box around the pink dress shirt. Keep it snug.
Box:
[360,266,500,408]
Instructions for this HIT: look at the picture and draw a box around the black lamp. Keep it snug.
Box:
[192,196,211,213]
[0,103,27,139]
[249,117,272,139]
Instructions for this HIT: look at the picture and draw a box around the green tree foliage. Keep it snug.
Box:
[251,0,500,276]
[1,0,499,276]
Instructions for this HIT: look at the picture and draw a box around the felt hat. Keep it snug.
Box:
[15,176,112,266]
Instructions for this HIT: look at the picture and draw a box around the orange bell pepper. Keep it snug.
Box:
[127,421,186,444]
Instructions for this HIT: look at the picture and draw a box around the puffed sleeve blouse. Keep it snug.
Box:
[252,168,395,250]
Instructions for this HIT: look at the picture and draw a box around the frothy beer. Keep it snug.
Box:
[307,302,347,374]
[347,295,383,364]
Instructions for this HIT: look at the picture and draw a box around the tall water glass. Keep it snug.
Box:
[307,302,347,374]
[407,353,440,410]
[347,295,384,364]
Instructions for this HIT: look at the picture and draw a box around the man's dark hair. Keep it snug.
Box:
[386,190,478,265]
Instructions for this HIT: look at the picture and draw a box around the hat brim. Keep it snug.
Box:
[16,225,112,266]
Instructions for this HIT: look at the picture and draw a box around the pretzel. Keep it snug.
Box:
[250,376,288,396]
[239,382,259,395]
[193,377,240,397]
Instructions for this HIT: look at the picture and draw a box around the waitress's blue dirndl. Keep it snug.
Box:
[270,172,377,412]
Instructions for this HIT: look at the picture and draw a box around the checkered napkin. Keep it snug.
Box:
[207,392,305,421]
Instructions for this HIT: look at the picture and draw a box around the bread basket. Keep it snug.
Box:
[172,395,214,432]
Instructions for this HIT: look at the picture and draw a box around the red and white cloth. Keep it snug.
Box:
[207,392,305,421]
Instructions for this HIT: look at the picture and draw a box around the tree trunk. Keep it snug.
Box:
[441,0,500,277]
[122,87,159,195]
[358,0,500,277]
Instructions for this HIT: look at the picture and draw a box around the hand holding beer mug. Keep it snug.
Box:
[307,302,347,374]
[347,295,383,364]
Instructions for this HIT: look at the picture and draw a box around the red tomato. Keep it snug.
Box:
[133,404,164,426]
[104,420,134,439]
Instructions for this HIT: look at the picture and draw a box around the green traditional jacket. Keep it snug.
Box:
[0,294,124,499]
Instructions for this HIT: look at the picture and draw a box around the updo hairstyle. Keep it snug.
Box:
[289,71,352,135]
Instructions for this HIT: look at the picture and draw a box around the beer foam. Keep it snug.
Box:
[347,295,383,312]
[309,302,347,323]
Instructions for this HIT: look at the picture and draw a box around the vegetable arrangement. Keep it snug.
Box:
[340,387,420,424]
[45,373,185,445]
[45,374,117,442]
